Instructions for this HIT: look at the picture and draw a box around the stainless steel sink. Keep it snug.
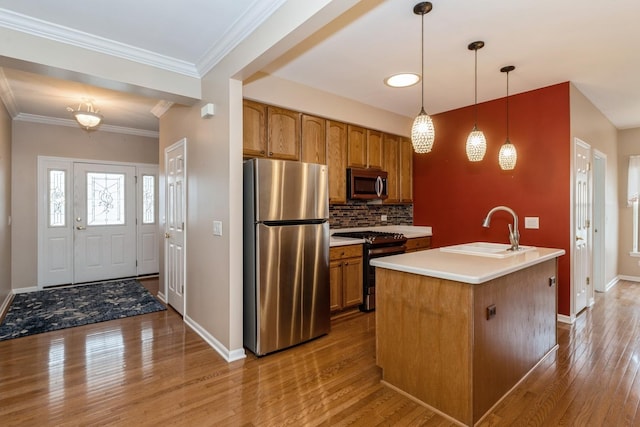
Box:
[439,242,535,259]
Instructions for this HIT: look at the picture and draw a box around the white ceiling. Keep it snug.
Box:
[0,0,639,135]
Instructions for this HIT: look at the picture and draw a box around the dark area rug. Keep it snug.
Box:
[0,279,166,341]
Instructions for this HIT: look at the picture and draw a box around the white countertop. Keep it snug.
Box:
[329,225,432,247]
[370,245,565,284]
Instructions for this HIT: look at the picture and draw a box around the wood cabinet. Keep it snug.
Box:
[347,125,367,168]
[329,244,363,312]
[301,114,326,164]
[267,106,300,160]
[242,100,267,158]
[327,120,348,204]
[367,130,383,169]
[399,137,413,203]
[405,236,431,252]
[242,100,300,160]
[382,133,400,203]
[348,127,384,170]
[242,99,414,205]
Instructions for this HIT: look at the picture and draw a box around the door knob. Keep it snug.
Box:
[165,232,171,239]
[76,226,86,230]
[576,236,584,241]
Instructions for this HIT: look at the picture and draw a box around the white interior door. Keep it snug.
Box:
[74,163,137,283]
[592,153,606,293]
[165,140,186,315]
[574,139,591,313]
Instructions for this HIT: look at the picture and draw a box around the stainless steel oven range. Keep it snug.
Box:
[332,231,407,311]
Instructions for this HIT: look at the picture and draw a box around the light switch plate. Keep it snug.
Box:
[524,217,539,229]
[213,220,223,236]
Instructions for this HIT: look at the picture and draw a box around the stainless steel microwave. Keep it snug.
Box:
[347,168,388,200]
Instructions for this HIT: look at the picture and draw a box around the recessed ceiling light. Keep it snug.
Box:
[384,73,420,88]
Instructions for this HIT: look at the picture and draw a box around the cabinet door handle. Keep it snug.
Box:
[260,150,265,155]
[268,151,273,156]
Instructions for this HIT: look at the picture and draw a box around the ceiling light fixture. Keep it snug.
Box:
[466,41,486,162]
[67,101,103,130]
[384,73,420,88]
[410,1,435,154]
[498,65,517,170]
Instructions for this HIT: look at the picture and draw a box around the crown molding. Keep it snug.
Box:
[0,8,199,78]
[150,100,174,118]
[0,67,19,117]
[14,113,159,138]
[196,0,287,75]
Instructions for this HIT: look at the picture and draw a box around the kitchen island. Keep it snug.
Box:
[371,245,565,426]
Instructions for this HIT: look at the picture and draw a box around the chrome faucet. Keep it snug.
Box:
[482,206,520,251]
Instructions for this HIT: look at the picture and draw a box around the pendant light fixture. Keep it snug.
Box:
[498,65,517,170]
[466,41,486,162]
[411,2,435,154]
[67,100,103,130]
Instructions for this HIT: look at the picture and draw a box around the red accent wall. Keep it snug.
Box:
[413,82,572,315]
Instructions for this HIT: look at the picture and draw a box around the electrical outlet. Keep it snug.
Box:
[524,217,540,229]
[486,304,497,320]
[213,220,223,236]
[381,215,388,222]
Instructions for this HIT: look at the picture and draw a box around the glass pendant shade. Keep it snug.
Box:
[466,125,486,161]
[411,108,435,153]
[74,111,102,129]
[499,140,517,170]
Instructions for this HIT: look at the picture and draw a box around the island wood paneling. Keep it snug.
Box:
[376,259,558,426]
[472,259,557,420]
[376,268,474,425]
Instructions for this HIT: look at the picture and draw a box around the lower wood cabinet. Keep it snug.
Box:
[405,236,432,253]
[329,244,363,313]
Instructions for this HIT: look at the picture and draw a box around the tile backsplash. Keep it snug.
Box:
[329,201,413,228]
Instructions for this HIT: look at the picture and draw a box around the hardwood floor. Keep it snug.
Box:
[1,279,640,426]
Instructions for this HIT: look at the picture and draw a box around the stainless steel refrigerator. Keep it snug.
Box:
[243,158,330,356]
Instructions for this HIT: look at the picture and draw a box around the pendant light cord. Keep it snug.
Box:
[474,48,478,126]
[506,70,510,141]
[420,12,425,111]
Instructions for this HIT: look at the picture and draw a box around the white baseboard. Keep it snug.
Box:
[605,276,621,291]
[557,314,574,324]
[0,291,13,317]
[618,275,640,283]
[13,286,38,294]
[156,291,167,303]
[184,314,246,363]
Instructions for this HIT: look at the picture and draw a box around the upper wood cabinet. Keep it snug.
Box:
[399,137,413,203]
[301,114,326,164]
[327,120,348,204]
[242,100,267,157]
[382,133,400,204]
[267,106,300,160]
[243,100,300,161]
[367,130,383,170]
[348,126,384,170]
[347,125,367,168]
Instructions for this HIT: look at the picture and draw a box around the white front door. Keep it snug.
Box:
[574,139,591,313]
[73,163,137,283]
[165,139,186,315]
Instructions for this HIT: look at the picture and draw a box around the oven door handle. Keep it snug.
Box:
[369,245,406,257]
